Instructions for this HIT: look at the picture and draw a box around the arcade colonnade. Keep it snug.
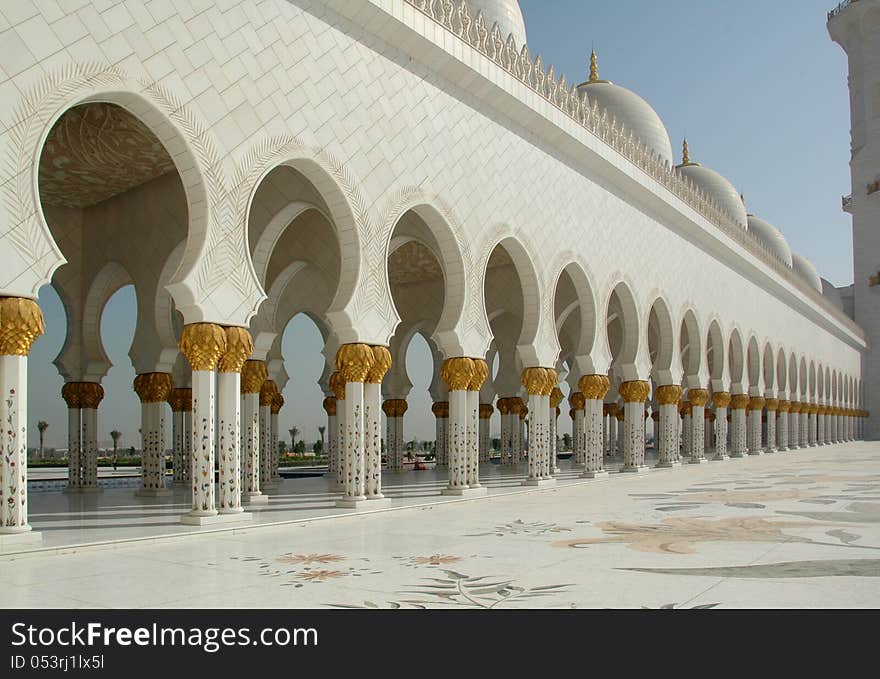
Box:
[0,0,868,540]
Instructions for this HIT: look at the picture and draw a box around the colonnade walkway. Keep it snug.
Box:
[2,441,878,608]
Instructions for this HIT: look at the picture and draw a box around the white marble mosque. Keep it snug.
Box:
[0,0,876,546]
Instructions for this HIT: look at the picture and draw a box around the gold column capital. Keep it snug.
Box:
[79,382,104,409]
[442,357,476,391]
[789,402,802,414]
[688,388,709,407]
[133,373,173,404]
[180,323,226,371]
[169,387,191,412]
[432,401,449,418]
[606,402,619,417]
[0,297,44,356]
[579,374,610,400]
[747,396,766,411]
[765,398,779,412]
[730,394,750,410]
[329,371,346,400]
[550,386,564,408]
[496,397,509,415]
[270,393,283,415]
[542,368,558,396]
[61,382,82,409]
[656,384,682,405]
[259,380,279,407]
[366,345,392,384]
[777,399,790,413]
[336,343,375,383]
[241,360,268,394]
[469,358,489,391]
[479,403,494,419]
[712,391,731,409]
[323,396,337,417]
[570,391,586,410]
[619,380,650,403]
[218,327,253,373]
[520,367,545,396]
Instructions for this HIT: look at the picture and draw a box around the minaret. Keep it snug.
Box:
[829,0,880,438]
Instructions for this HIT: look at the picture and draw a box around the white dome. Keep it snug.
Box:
[821,278,844,310]
[747,215,793,267]
[679,163,748,229]
[466,0,527,46]
[792,253,823,293]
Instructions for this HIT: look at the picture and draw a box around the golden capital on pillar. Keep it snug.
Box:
[271,393,283,415]
[579,374,610,400]
[329,371,346,400]
[217,327,253,373]
[569,408,576,419]
[569,392,585,410]
[510,397,525,414]
[169,387,191,412]
[479,403,494,419]
[789,402,801,414]
[730,394,750,410]
[323,396,337,416]
[179,323,226,371]
[335,343,375,383]
[656,384,682,405]
[133,373,173,403]
[542,368,558,396]
[615,409,624,421]
[432,401,449,418]
[179,388,193,412]
[712,391,731,409]
[520,367,546,396]
[777,399,790,413]
[681,401,693,416]
[79,382,104,409]
[241,360,268,394]
[0,297,44,356]
[469,359,489,391]
[618,380,650,403]
[651,411,659,422]
[765,398,779,412]
[366,345,392,384]
[442,357,475,392]
[520,406,528,420]
[708,411,716,421]
[688,388,709,407]
[747,396,766,411]
[259,380,279,407]
[61,382,82,409]
[550,386,564,408]
[606,402,619,416]
[496,397,509,415]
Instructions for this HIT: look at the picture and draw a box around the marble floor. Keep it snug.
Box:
[2,443,879,608]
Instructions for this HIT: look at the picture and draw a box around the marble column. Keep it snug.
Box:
[747,396,765,456]
[807,403,818,447]
[818,405,827,445]
[179,323,226,523]
[729,394,749,458]
[258,380,277,490]
[570,392,585,468]
[364,346,391,500]
[619,381,650,473]
[330,372,346,485]
[510,398,524,464]
[788,401,801,450]
[606,403,619,458]
[705,411,715,452]
[580,375,611,477]
[216,327,252,515]
[681,402,692,458]
[712,392,730,460]
[765,399,778,452]
[777,400,790,450]
[654,385,681,467]
[61,382,82,491]
[0,297,44,539]
[478,404,493,462]
[133,372,172,496]
[442,358,478,496]
[549,387,563,475]
[170,387,192,486]
[79,383,103,491]
[241,360,267,504]
[432,401,448,466]
[383,399,407,471]
[497,398,510,464]
[270,394,282,483]
[522,367,554,486]
[466,360,488,488]
[688,389,709,464]
[324,396,337,474]
[798,401,809,448]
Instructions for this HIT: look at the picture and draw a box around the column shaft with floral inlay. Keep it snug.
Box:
[764,399,778,453]
[712,392,731,460]
[365,346,391,499]
[729,394,749,458]
[241,360,267,504]
[330,372,345,484]
[79,383,103,490]
[776,400,790,450]
[688,389,709,463]
[133,372,172,496]
[259,380,277,490]
[61,382,82,490]
[336,344,374,506]
[496,399,510,464]
[467,360,488,487]
[569,392,585,468]
[216,327,252,514]
[579,375,610,477]
[324,395,337,476]
[169,387,191,485]
[747,396,765,455]
[0,298,44,534]
[432,401,448,467]
[442,358,475,494]
[656,385,682,466]
[479,404,493,463]
[619,381,650,472]
[549,387,563,475]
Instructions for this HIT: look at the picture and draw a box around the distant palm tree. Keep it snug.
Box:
[110,430,121,470]
[289,427,299,451]
[317,425,325,453]
[37,421,48,460]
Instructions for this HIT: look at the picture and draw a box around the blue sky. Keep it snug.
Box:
[26,1,854,449]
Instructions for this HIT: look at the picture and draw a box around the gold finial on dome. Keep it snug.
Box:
[678,138,700,168]
[583,49,610,86]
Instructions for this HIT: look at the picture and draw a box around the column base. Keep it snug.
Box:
[136,487,172,498]
[521,477,557,487]
[764,447,777,454]
[0,529,42,549]
[242,492,269,506]
[180,511,252,526]
[654,461,682,469]
[748,450,764,456]
[712,455,731,462]
[689,457,709,465]
[620,465,650,474]
[336,497,393,510]
[729,452,748,458]
[580,469,610,478]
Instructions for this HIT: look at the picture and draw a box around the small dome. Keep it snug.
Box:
[792,253,823,293]
[576,52,674,166]
[821,278,844,310]
[677,143,747,229]
[746,215,793,267]
[466,0,527,46]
